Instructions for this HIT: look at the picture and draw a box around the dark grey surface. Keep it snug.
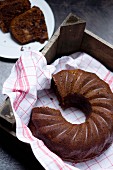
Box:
[1,0,113,169]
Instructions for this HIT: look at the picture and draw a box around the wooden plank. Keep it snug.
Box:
[81,29,113,71]
[0,98,16,136]
[42,30,59,64]
[56,23,86,56]
[56,14,86,56]
[42,13,86,63]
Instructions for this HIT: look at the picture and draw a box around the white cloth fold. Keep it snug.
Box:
[2,51,113,170]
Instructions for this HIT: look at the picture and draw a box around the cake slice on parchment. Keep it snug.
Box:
[10,6,48,45]
[0,0,31,33]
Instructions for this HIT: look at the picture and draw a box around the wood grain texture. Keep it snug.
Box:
[81,30,113,71]
[42,13,86,63]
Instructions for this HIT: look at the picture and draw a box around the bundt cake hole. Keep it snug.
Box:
[63,93,92,114]
[51,76,92,122]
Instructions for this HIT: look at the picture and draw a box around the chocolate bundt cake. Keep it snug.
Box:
[0,0,31,33]
[29,69,113,163]
[10,6,48,45]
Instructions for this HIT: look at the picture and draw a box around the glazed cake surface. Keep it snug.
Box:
[29,69,113,163]
[10,6,48,45]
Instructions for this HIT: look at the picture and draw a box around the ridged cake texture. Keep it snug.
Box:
[29,69,113,163]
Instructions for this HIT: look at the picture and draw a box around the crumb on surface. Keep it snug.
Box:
[20,46,24,51]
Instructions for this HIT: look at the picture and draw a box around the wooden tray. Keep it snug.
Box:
[1,13,113,137]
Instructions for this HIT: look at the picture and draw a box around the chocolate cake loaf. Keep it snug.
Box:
[10,6,48,45]
[0,0,31,33]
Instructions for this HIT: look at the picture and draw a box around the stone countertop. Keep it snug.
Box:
[1,0,113,169]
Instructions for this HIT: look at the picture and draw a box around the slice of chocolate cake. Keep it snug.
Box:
[0,0,31,33]
[10,6,48,45]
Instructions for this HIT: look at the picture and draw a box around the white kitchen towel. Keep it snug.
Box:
[2,51,113,170]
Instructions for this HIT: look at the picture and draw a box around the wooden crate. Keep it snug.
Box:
[1,13,113,136]
[42,13,113,71]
